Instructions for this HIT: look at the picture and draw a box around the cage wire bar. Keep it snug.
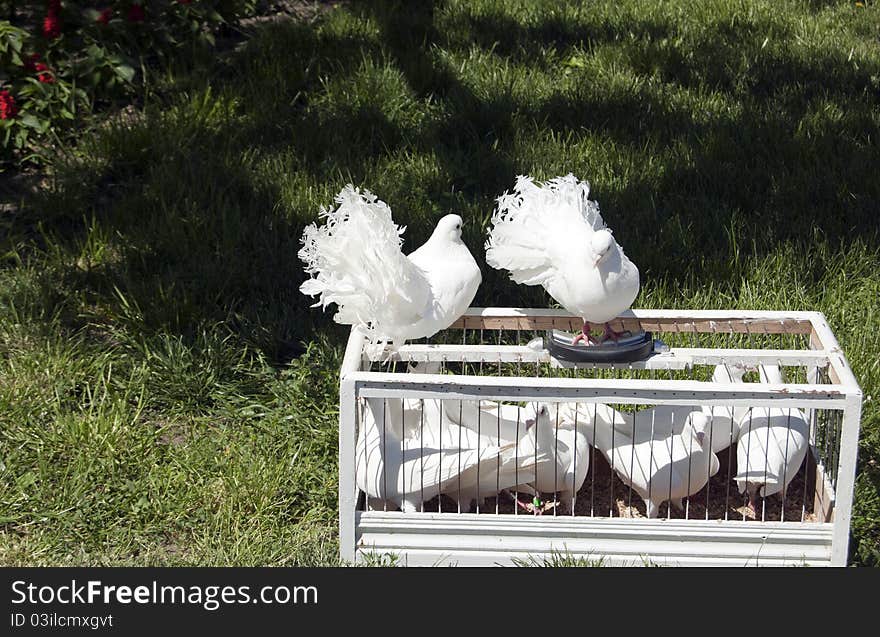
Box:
[338,308,862,566]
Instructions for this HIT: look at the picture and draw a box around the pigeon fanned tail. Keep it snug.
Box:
[298,185,431,342]
[485,174,605,287]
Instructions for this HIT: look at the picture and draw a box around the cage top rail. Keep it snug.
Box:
[368,343,830,370]
[450,307,816,334]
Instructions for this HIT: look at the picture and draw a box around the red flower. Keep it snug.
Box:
[35,63,55,83]
[128,4,145,22]
[97,8,112,24]
[23,55,55,82]
[43,13,61,39]
[0,90,18,120]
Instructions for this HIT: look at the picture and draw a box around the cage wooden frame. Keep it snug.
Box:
[338,308,862,566]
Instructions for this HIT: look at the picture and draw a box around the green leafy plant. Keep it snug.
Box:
[0,1,258,166]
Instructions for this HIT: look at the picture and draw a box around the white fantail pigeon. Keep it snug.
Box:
[698,363,749,450]
[485,175,640,345]
[440,399,591,513]
[299,186,481,346]
[405,367,591,514]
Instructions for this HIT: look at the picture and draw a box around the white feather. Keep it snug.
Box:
[358,397,551,512]
[735,366,810,500]
[575,407,720,518]
[357,397,509,512]
[553,363,745,456]
[508,404,591,507]
[485,174,639,325]
[299,186,481,344]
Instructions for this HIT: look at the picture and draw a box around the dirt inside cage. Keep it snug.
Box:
[414,448,821,523]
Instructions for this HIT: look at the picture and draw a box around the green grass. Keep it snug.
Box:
[1,0,879,566]
[512,551,609,567]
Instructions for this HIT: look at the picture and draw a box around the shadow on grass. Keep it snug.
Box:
[5,0,878,352]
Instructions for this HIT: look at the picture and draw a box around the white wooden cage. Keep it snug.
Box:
[338,308,862,566]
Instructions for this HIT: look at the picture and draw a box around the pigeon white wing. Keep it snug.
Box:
[735,408,809,497]
[299,185,432,341]
[735,364,810,498]
[607,434,717,518]
[412,445,509,493]
[356,398,511,508]
[442,400,531,445]
[485,174,603,286]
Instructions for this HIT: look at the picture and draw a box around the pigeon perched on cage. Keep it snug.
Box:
[485,174,640,345]
[584,408,721,518]
[299,186,481,348]
[735,365,810,517]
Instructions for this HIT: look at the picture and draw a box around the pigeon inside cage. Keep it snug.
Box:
[356,362,834,523]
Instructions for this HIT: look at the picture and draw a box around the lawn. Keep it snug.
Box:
[1,0,878,566]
